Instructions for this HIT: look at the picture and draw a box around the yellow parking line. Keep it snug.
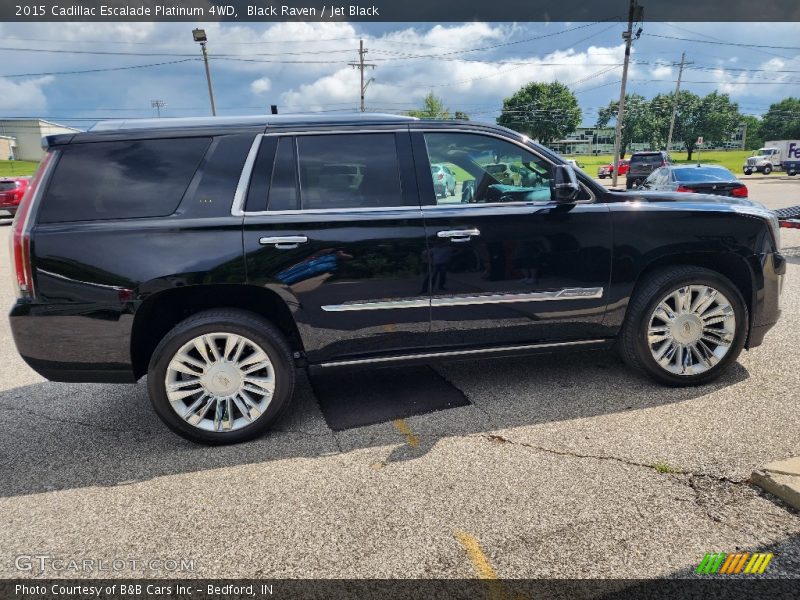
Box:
[455,530,499,579]
[392,419,420,448]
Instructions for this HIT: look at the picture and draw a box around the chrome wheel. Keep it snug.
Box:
[647,285,736,376]
[165,333,275,432]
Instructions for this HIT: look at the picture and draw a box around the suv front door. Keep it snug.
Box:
[241,129,430,363]
[413,129,612,350]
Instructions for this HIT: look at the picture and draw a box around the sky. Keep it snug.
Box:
[0,20,798,130]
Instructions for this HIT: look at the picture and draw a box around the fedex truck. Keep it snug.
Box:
[742,140,800,175]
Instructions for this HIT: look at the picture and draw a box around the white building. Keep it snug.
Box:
[0,135,16,160]
[0,119,82,161]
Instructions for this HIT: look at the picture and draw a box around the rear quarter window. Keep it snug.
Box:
[38,137,211,223]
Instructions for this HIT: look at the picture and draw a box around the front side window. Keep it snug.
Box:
[422,132,554,205]
[296,133,403,210]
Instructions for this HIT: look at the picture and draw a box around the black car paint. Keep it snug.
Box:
[9,119,784,383]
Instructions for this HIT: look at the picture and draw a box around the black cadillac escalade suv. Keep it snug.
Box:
[9,114,785,444]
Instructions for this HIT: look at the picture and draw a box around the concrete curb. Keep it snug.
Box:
[752,457,800,510]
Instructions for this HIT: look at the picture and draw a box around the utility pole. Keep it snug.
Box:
[666,52,692,153]
[150,99,166,118]
[741,121,747,150]
[611,0,642,188]
[348,39,375,112]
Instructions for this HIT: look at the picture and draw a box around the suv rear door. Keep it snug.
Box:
[240,128,430,364]
[412,128,612,349]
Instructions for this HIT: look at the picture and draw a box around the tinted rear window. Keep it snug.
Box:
[297,133,403,210]
[673,167,734,182]
[631,154,665,166]
[0,182,16,191]
[39,137,211,223]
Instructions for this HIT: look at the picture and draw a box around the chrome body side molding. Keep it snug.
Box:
[321,287,604,312]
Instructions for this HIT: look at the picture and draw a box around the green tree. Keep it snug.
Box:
[454,111,470,121]
[406,92,451,119]
[497,81,581,146]
[740,115,763,150]
[596,93,652,158]
[652,91,739,160]
[761,97,800,140]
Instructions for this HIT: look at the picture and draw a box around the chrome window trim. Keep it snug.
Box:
[321,287,604,312]
[231,134,263,217]
[316,338,608,368]
[231,126,596,217]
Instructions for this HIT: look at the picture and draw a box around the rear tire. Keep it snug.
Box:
[147,309,295,444]
[618,266,748,387]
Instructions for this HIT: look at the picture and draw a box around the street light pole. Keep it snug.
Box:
[611,0,642,188]
[193,28,217,116]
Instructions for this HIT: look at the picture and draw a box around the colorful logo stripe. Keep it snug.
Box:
[697,552,773,574]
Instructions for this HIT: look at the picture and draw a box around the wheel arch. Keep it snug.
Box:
[131,284,303,380]
[630,251,755,341]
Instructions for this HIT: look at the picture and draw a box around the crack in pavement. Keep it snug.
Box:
[480,433,748,486]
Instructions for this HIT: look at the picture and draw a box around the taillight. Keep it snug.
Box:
[676,185,694,193]
[10,152,53,297]
[731,185,748,198]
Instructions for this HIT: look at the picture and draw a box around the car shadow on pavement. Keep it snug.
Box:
[0,348,750,498]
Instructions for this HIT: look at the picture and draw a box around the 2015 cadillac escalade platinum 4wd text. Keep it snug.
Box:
[8,114,785,444]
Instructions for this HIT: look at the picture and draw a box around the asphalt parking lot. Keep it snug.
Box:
[0,178,798,581]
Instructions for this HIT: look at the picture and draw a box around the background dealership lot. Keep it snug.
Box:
[0,177,798,579]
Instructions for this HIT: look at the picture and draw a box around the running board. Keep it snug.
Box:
[313,338,611,369]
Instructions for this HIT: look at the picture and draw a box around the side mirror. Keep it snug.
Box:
[553,164,580,202]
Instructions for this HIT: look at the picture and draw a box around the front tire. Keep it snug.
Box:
[147,309,295,444]
[618,266,748,386]
[763,165,773,175]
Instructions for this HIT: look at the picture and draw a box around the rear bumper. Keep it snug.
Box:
[9,300,137,383]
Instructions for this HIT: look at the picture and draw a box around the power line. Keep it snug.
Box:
[0,58,199,78]
[645,33,800,51]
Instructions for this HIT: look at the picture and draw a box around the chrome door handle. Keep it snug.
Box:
[259,235,308,249]
[437,228,480,243]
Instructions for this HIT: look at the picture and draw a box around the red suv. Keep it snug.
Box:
[0,176,30,218]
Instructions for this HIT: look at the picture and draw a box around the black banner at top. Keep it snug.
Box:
[4,0,800,22]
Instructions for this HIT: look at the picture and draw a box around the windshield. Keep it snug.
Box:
[673,167,735,182]
[755,148,777,156]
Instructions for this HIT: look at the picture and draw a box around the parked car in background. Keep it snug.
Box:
[8,114,784,444]
[430,163,456,197]
[597,159,629,179]
[0,176,30,218]
[641,165,748,198]
[627,151,671,189]
[743,140,800,175]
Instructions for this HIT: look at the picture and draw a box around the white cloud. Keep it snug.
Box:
[650,63,674,79]
[250,77,272,94]
[0,76,53,111]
